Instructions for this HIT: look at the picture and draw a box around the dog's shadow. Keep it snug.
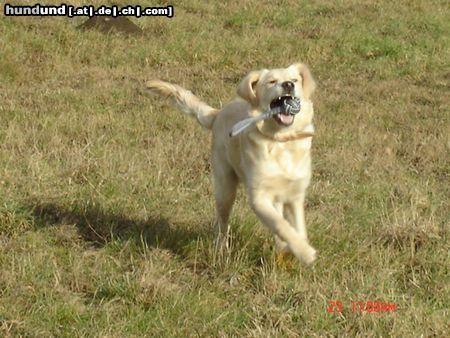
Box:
[31,201,207,256]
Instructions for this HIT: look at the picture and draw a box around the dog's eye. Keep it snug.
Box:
[268,80,277,85]
[291,79,298,83]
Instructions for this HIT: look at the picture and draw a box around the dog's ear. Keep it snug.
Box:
[291,63,316,99]
[237,70,264,106]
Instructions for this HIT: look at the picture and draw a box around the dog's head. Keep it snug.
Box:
[237,63,316,127]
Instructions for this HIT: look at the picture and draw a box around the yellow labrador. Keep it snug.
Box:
[146,63,317,264]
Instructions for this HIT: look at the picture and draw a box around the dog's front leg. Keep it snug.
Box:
[250,194,316,264]
[284,194,308,240]
[273,202,289,252]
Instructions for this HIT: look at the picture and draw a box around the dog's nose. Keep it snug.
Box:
[281,81,295,92]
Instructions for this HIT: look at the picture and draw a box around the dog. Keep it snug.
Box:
[146,63,317,264]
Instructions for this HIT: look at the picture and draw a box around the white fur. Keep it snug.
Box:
[146,63,317,264]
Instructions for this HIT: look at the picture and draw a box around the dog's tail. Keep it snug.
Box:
[145,80,219,130]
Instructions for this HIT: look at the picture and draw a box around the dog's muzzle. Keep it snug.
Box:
[270,96,301,126]
[229,96,302,137]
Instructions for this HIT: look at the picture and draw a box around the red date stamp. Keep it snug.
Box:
[327,300,397,313]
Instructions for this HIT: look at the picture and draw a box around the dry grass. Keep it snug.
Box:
[1,0,449,336]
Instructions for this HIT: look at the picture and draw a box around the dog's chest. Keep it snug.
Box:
[243,142,311,199]
[265,142,310,178]
[250,143,311,200]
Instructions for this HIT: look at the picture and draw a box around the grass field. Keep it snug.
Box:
[1,0,449,336]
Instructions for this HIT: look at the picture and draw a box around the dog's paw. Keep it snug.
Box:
[291,242,317,265]
[274,235,289,251]
[302,245,317,265]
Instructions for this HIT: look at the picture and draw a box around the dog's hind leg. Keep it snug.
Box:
[213,165,238,247]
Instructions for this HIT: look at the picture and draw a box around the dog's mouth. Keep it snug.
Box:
[270,95,296,126]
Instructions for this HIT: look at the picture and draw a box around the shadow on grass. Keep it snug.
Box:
[30,201,208,256]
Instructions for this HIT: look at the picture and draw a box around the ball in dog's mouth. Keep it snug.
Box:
[270,95,296,126]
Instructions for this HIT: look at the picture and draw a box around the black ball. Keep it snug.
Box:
[283,97,301,115]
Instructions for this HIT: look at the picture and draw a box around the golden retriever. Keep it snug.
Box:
[146,63,317,264]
